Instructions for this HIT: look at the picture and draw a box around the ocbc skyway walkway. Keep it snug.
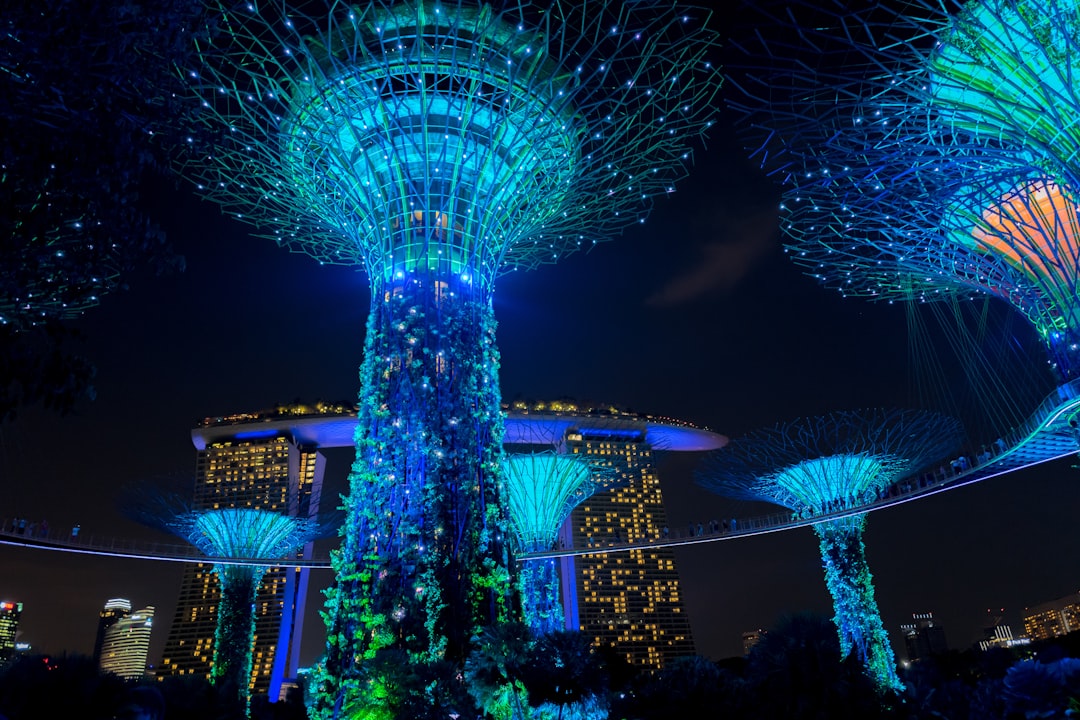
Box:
[522,378,1080,560]
[5,381,1080,566]
[0,522,333,568]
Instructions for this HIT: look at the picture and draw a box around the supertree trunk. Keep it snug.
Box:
[519,556,563,636]
[814,515,903,694]
[320,270,511,712]
[213,564,263,710]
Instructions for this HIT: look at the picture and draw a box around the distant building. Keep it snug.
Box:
[93,598,131,665]
[979,608,1030,651]
[0,601,22,662]
[742,629,766,656]
[900,612,948,662]
[1023,592,1080,641]
[99,602,155,679]
[158,402,350,700]
[504,399,726,669]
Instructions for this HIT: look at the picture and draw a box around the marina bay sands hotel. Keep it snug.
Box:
[158,401,726,698]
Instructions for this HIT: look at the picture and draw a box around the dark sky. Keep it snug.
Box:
[3,8,1080,671]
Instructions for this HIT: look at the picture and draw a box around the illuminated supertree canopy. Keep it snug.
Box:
[501,452,616,635]
[164,507,329,711]
[725,0,1080,380]
[697,409,964,694]
[175,1,720,709]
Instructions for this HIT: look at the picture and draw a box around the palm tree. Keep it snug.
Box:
[465,623,533,720]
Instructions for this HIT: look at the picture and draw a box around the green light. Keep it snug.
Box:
[178,1,721,708]
[931,0,1080,175]
[699,409,963,694]
[501,453,615,635]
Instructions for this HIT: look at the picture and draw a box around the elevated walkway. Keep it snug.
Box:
[5,380,1080,565]
[0,524,333,568]
[523,379,1080,559]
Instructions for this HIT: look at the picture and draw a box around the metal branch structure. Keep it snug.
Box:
[726,0,1080,381]
[697,409,964,694]
[501,452,616,635]
[158,507,330,712]
[175,1,720,707]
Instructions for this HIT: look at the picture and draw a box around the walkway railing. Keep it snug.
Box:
[0,522,333,568]
[5,380,1080,566]
[523,378,1080,559]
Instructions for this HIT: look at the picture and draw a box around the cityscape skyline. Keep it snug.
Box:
[1,116,1079,673]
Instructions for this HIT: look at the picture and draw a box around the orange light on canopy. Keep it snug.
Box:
[973,179,1080,291]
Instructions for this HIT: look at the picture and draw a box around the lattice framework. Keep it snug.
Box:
[698,408,963,695]
[726,0,1080,378]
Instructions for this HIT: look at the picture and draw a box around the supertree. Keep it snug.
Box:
[173,0,720,704]
[147,505,332,712]
[696,408,964,693]
[501,452,616,636]
[725,0,1080,382]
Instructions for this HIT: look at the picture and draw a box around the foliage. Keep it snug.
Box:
[745,614,887,719]
[524,631,608,720]
[318,278,511,715]
[1003,658,1080,718]
[332,649,475,720]
[627,655,747,720]
[0,653,126,719]
[465,624,533,720]
[816,517,904,694]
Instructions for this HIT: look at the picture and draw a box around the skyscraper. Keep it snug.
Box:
[160,400,721,685]
[158,402,351,699]
[504,400,726,669]
[900,612,948,662]
[94,598,132,665]
[0,601,22,663]
[98,601,155,680]
[1023,592,1080,641]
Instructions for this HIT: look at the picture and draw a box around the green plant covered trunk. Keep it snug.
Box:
[213,564,263,710]
[815,515,903,694]
[519,556,563,636]
[319,271,512,715]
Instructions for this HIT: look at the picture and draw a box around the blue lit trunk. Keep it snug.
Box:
[814,515,903,694]
[213,564,263,712]
[519,556,563,636]
[321,268,511,711]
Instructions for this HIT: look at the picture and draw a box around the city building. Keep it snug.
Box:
[1023,592,1080,641]
[157,402,352,700]
[0,601,22,663]
[504,400,727,669]
[742,629,767,656]
[93,598,130,665]
[979,608,1030,651]
[900,612,948,662]
[99,602,155,679]
[160,400,723,682]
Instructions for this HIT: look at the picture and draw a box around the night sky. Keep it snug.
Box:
[3,2,1080,675]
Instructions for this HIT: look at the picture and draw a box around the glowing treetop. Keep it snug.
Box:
[728,0,1080,378]
[698,409,962,694]
[180,0,720,288]
[501,452,616,635]
[161,506,330,709]
[697,409,962,514]
[501,452,613,553]
[167,507,327,561]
